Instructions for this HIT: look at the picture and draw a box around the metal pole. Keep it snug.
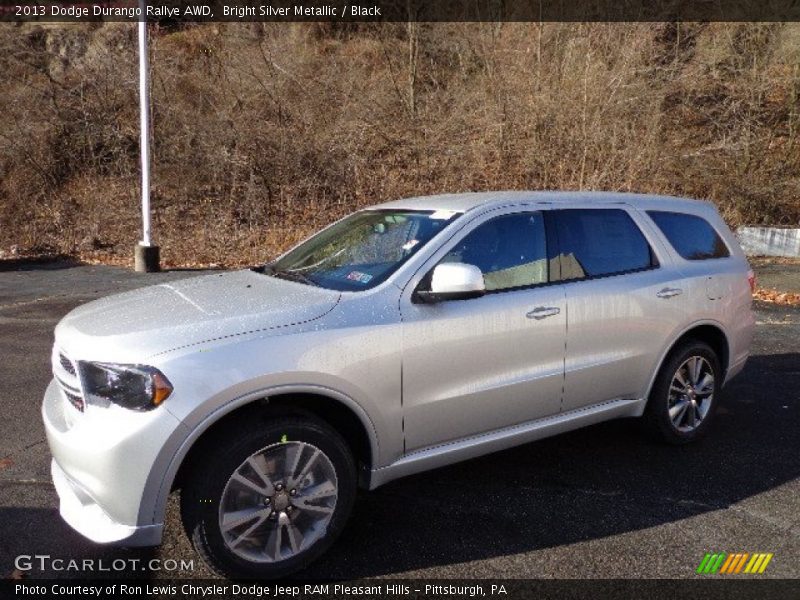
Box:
[134,1,159,271]
[138,5,151,247]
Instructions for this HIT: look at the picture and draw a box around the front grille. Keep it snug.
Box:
[59,353,76,376]
[63,389,85,412]
[53,347,85,413]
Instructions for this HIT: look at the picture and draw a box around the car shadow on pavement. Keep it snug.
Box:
[0,501,165,579]
[303,352,799,578]
[1,353,797,579]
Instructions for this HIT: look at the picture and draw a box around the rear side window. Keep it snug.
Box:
[553,209,656,280]
[647,211,730,260]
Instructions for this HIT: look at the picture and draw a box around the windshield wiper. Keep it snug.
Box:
[256,264,320,287]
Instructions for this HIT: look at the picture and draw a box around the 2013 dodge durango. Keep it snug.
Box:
[43,191,755,578]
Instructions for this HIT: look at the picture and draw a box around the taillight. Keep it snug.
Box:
[747,269,756,293]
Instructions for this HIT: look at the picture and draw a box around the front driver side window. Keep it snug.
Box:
[440,212,548,291]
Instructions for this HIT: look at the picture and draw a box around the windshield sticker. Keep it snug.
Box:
[346,271,373,284]
[402,239,420,251]
[430,210,457,220]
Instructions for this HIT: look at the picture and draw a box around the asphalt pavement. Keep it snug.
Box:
[0,259,798,580]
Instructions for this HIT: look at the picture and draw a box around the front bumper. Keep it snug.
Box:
[50,459,163,546]
[42,379,185,546]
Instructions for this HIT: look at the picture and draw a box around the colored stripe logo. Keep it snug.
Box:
[697,552,773,574]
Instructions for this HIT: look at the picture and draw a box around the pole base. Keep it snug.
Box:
[134,243,160,272]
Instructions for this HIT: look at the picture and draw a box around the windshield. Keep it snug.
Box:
[265,209,461,291]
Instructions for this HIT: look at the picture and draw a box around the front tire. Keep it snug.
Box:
[180,413,357,579]
[643,340,721,445]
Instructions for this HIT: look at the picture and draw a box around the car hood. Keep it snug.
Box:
[55,270,341,361]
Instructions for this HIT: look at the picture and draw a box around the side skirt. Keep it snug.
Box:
[368,397,646,489]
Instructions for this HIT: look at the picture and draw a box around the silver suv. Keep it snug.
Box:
[43,192,755,578]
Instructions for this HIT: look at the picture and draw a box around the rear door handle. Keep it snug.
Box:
[656,287,683,299]
[527,306,561,320]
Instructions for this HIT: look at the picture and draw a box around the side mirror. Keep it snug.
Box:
[414,263,486,303]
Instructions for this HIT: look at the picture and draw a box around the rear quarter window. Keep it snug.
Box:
[647,211,730,260]
[553,209,657,280]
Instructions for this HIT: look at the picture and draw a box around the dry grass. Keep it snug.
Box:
[1,22,800,266]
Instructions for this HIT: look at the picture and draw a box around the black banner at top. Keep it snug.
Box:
[2,0,800,23]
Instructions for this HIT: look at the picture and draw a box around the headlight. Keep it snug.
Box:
[78,362,173,411]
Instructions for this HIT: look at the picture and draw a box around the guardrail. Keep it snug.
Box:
[736,226,800,257]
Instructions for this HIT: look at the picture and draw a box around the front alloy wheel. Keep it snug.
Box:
[181,413,356,578]
[219,441,338,563]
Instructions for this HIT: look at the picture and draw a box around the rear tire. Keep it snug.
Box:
[642,340,721,445]
[180,413,356,579]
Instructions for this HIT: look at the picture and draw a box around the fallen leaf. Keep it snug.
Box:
[753,288,800,306]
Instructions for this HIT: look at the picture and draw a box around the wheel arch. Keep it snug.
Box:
[645,320,731,402]
[142,385,379,530]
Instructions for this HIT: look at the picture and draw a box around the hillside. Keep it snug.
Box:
[1,22,799,266]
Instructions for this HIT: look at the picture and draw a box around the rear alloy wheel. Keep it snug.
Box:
[667,356,715,433]
[181,414,356,578]
[643,340,721,444]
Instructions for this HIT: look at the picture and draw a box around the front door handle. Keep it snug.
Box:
[527,306,561,320]
[656,287,683,299]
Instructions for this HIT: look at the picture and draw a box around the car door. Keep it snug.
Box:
[550,207,687,412]
[400,209,566,452]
